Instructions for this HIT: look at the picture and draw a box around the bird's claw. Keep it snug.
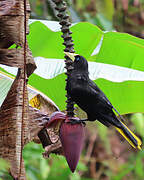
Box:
[68,119,86,126]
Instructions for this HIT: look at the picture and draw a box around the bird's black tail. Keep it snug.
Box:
[112,107,142,149]
[115,120,142,150]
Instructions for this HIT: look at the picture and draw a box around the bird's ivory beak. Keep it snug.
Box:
[64,52,78,61]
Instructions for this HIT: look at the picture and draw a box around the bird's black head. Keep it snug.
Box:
[73,55,88,72]
[64,52,89,73]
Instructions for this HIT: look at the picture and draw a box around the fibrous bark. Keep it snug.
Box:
[0,0,63,179]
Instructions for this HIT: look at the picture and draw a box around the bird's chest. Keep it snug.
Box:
[70,81,93,104]
[67,74,93,100]
[69,78,88,96]
[68,74,85,90]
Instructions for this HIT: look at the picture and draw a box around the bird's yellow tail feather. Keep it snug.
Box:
[115,121,142,150]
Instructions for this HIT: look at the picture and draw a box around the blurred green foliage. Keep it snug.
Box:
[111,151,144,180]
[131,113,144,137]
[23,142,88,180]
[30,0,114,30]
[30,0,144,36]
[0,159,13,180]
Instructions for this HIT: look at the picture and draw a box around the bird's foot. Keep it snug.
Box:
[68,118,87,126]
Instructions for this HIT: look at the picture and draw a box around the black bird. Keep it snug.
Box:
[65,52,141,150]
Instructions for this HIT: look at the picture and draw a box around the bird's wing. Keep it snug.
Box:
[88,79,113,108]
[88,79,125,119]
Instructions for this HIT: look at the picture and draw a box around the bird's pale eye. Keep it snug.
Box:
[75,56,80,61]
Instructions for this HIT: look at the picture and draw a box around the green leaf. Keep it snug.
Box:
[1,20,144,115]
[28,20,144,115]
[0,69,58,109]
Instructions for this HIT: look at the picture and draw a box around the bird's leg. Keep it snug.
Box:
[69,118,88,126]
